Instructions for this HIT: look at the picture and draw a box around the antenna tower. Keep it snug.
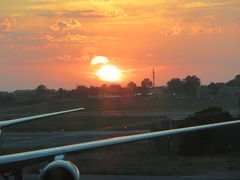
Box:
[152,68,155,88]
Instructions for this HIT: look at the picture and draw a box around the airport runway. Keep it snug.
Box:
[0,110,191,119]
[1,108,239,117]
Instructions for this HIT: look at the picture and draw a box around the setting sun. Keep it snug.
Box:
[96,65,121,82]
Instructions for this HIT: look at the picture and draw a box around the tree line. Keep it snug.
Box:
[168,74,240,97]
[0,74,239,103]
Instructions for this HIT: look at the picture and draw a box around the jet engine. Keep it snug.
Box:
[39,160,80,180]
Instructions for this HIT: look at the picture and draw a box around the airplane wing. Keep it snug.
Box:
[0,107,84,128]
[0,118,240,179]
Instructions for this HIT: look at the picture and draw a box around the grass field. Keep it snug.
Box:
[0,96,238,132]
[0,96,238,114]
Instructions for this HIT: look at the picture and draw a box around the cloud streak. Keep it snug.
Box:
[190,26,222,35]
[50,19,81,31]
[59,10,120,18]
[0,18,16,33]
[161,26,183,37]
[46,34,120,44]
[48,54,71,62]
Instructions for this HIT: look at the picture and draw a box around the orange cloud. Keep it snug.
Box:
[161,26,183,37]
[0,18,16,32]
[47,54,95,63]
[203,15,216,20]
[47,54,71,62]
[182,1,240,9]
[50,19,81,31]
[46,34,120,44]
[190,26,221,35]
[183,2,209,8]
[59,10,125,18]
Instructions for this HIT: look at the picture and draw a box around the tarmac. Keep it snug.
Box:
[2,171,240,180]
[1,131,148,149]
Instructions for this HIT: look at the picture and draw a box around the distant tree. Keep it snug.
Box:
[141,78,153,89]
[88,86,100,96]
[141,78,153,96]
[207,82,225,95]
[107,84,123,95]
[57,88,68,98]
[69,89,76,97]
[127,81,137,95]
[35,84,48,95]
[226,74,240,87]
[35,84,54,102]
[75,85,88,97]
[167,78,184,96]
[183,75,201,97]
[100,84,108,95]
[0,92,15,103]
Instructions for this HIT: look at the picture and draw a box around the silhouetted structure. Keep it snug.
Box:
[152,68,155,88]
[151,107,240,155]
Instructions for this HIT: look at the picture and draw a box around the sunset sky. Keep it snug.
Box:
[0,0,239,91]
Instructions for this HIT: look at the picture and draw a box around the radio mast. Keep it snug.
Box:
[152,68,155,88]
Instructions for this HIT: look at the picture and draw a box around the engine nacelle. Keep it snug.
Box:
[39,160,80,180]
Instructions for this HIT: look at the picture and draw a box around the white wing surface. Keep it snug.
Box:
[0,107,84,128]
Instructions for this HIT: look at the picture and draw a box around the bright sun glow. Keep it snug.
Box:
[96,65,121,82]
[91,56,109,65]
